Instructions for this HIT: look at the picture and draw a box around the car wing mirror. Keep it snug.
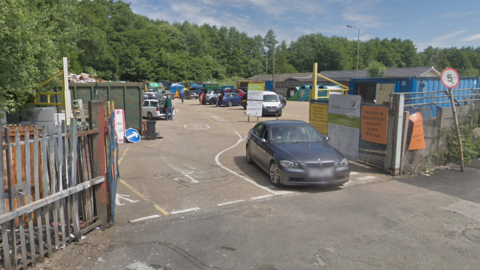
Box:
[325,136,330,142]
[260,138,267,143]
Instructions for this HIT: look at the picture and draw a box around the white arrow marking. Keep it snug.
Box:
[126,132,139,139]
[116,194,140,206]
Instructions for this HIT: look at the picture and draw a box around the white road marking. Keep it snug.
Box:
[128,215,160,223]
[215,132,278,195]
[163,156,199,183]
[251,194,274,200]
[170,207,200,215]
[185,175,199,183]
[184,124,210,130]
[274,190,297,195]
[184,164,196,169]
[217,200,245,206]
[115,194,139,206]
[350,172,359,175]
[204,112,228,122]
[357,176,377,181]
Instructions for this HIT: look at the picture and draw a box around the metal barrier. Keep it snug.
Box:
[400,88,480,174]
[0,101,109,270]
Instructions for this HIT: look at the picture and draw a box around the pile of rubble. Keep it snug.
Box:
[68,73,107,83]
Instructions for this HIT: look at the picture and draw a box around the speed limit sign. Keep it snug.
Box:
[440,68,460,89]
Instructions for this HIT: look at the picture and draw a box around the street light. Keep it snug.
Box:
[347,25,360,78]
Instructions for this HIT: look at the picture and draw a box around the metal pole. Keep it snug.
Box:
[265,52,268,81]
[273,46,276,92]
[448,88,465,172]
[356,28,360,78]
[168,53,170,81]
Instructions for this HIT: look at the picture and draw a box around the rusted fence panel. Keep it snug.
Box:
[0,101,113,270]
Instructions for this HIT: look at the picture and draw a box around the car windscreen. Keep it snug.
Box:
[270,125,324,144]
[263,95,279,102]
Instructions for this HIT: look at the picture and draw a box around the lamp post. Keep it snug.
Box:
[347,25,360,78]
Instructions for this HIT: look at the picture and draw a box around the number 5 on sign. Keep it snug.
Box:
[440,68,460,89]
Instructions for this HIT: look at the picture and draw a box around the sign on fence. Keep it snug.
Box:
[360,105,388,144]
[114,109,126,144]
[408,113,426,150]
[328,95,361,161]
[309,102,329,134]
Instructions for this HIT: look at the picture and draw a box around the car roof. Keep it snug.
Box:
[144,99,158,102]
[263,91,278,95]
[259,120,309,127]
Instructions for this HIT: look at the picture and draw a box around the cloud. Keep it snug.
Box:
[440,11,476,18]
[460,34,480,42]
[416,30,468,50]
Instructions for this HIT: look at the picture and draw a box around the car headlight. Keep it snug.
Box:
[338,158,348,167]
[279,160,302,169]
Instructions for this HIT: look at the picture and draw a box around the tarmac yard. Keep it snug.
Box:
[41,98,480,270]
[114,98,391,222]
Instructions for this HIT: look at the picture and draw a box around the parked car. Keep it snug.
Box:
[185,90,199,99]
[203,89,224,105]
[242,92,286,112]
[225,89,246,97]
[142,97,175,120]
[220,93,242,107]
[241,93,248,109]
[262,91,283,117]
[245,120,350,187]
[278,94,287,108]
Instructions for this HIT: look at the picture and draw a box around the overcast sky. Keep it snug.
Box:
[127,0,480,51]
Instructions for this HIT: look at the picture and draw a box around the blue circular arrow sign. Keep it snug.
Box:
[125,128,141,143]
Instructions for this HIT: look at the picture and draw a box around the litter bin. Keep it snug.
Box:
[146,120,156,140]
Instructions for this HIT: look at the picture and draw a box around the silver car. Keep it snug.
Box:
[142,98,175,120]
[246,120,350,186]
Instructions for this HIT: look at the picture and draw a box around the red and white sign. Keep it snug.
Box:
[440,68,460,89]
[114,109,126,144]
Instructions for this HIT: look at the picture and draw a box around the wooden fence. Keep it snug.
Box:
[0,101,111,270]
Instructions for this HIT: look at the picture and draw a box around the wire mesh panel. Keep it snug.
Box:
[401,88,480,174]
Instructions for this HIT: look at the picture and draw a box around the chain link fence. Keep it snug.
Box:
[401,88,480,174]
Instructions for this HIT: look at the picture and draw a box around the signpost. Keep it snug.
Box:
[440,68,464,172]
[246,83,264,121]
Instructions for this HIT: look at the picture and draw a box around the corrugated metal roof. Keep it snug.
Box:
[249,66,440,82]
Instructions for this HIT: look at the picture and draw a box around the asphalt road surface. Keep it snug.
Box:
[91,98,480,270]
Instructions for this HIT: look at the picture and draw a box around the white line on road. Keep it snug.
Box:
[350,172,359,175]
[115,194,140,206]
[357,176,377,181]
[129,215,160,223]
[185,175,199,183]
[163,156,199,183]
[217,200,245,206]
[170,207,200,215]
[251,194,274,200]
[215,131,278,195]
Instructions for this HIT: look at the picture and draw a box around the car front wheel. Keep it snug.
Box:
[269,162,282,187]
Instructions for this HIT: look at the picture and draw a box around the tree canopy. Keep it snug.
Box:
[1,0,480,113]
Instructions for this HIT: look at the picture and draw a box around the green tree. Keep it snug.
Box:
[0,0,79,113]
[367,61,387,77]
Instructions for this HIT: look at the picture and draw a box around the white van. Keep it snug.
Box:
[262,91,282,117]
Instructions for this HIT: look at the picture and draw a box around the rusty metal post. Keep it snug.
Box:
[89,101,108,230]
[448,88,465,172]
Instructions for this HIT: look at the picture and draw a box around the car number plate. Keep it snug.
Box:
[309,168,334,178]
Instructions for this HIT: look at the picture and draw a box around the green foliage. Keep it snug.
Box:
[435,106,480,164]
[0,0,79,113]
[367,61,387,77]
